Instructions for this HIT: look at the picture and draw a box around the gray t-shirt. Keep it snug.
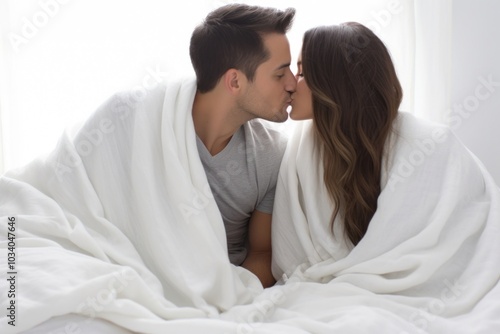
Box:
[196,119,287,265]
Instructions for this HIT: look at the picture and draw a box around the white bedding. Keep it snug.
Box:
[1,78,499,333]
[0,78,261,333]
[272,114,500,333]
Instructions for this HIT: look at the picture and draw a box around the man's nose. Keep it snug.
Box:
[285,71,297,94]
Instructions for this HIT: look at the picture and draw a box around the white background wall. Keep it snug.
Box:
[452,0,500,185]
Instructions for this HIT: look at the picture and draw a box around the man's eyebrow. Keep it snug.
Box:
[274,63,291,71]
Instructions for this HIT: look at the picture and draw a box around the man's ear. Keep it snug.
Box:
[223,69,246,95]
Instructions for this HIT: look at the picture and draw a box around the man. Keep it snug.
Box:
[0,5,296,332]
[189,4,297,287]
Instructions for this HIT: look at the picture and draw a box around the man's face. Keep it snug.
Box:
[237,33,296,123]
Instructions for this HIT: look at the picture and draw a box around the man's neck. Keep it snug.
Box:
[192,90,252,156]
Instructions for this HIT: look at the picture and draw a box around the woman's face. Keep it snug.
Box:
[289,53,313,121]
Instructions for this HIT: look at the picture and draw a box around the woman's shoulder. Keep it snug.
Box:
[393,111,451,139]
[389,111,456,157]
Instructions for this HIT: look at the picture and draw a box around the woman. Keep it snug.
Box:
[273,23,403,278]
[291,22,402,245]
[271,23,500,331]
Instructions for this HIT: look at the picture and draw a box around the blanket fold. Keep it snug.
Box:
[271,113,500,332]
[0,78,261,333]
[1,88,499,333]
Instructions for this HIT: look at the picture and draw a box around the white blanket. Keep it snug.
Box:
[271,113,500,333]
[1,78,499,334]
[0,78,262,333]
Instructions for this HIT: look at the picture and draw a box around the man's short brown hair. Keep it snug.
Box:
[190,4,295,93]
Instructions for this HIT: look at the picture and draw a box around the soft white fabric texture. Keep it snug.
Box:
[272,112,500,333]
[0,77,263,333]
[1,79,499,334]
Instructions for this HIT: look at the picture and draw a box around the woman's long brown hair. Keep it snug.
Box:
[302,23,402,246]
